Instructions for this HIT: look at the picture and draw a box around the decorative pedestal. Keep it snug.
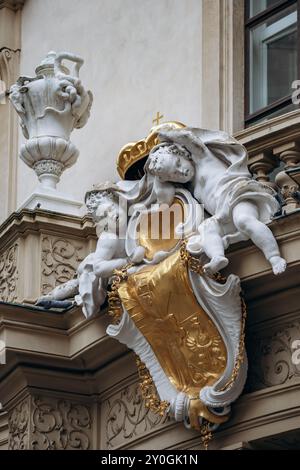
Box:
[18,187,84,216]
[0,209,96,304]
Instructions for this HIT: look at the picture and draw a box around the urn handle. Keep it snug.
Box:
[54,52,84,78]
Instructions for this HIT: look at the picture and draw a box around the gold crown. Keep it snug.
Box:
[117,121,186,180]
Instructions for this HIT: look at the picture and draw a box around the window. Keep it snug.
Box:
[245,0,300,126]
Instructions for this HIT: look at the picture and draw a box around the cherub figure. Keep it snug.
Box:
[148,127,286,276]
[37,183,144,317]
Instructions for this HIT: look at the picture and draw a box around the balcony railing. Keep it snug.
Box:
[236,108,300,215]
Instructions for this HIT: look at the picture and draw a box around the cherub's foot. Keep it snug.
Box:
[36,294,53,305]
[269,256,287,275]
[203,256,229,275]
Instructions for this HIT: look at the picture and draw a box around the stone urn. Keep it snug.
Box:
[10,51,93,190]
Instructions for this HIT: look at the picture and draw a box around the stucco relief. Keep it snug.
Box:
[41,236,85,295]
[8,397,30,450]
[0,243,18,302]
[246,320,300,392]
[31,397,92,450]
[8,395,92,450]
[103,383,169,449]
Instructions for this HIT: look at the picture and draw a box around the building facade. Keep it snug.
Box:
[0,0,300,450]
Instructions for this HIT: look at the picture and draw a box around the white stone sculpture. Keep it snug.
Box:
[38,182,144,318]
[107,152,247,432]
[10,51,93,214]
[155,127,287,275]
[37,122,286,438]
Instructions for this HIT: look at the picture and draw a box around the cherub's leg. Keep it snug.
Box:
[200,219,229,275]
[232,200,286,275]
[93,257,129,278]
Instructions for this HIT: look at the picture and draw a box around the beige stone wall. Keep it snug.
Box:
[0,0,247,219]
[16,0,203,210]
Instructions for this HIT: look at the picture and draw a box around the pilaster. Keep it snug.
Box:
[0,0,25,222]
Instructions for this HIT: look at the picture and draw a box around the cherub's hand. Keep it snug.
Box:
[158,128,206,154]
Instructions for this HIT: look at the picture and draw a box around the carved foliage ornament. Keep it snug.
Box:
[41,236,85,295]
[246,320,300,392]
[0,244,18,302]
[8,396,92,450]
[104,384,168,449]
[8,397,29,450]
[31,397,91,450]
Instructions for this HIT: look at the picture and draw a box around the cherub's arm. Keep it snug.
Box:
[158,128,206,156]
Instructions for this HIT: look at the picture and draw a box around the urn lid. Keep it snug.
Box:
[35,51,69,75]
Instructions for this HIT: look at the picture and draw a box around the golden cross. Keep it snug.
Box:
[152,111,164,126]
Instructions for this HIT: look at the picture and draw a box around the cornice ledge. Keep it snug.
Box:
[0,0,25,11]
[0,208,96,253]
[234,109,300,156]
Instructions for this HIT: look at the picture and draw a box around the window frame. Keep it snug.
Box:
[245,0,300,126]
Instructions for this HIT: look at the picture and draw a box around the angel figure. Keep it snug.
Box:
[151,127,287,276]
[37,182,144,318]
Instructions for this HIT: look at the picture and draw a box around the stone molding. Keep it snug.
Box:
[0,209,97,303]
[235,109,300,158]
[0,1,25,11]
[201,0,244,133]
[0,1,23,220]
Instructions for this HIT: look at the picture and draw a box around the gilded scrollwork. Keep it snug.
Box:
[0,244,18,302]
[8,397,29,450]
[31,396,92,450]
[41,236,85,294]
[246,321,300,392]
[104,384,169,449]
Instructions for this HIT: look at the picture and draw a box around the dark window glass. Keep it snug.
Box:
[249,4,297,113]
[245,0,299,126]
[249,0,283,17]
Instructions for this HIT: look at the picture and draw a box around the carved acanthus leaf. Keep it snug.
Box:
[0,243,18,302]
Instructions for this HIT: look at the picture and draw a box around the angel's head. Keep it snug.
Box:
[85,183,127,234]
[146,142,194,183]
